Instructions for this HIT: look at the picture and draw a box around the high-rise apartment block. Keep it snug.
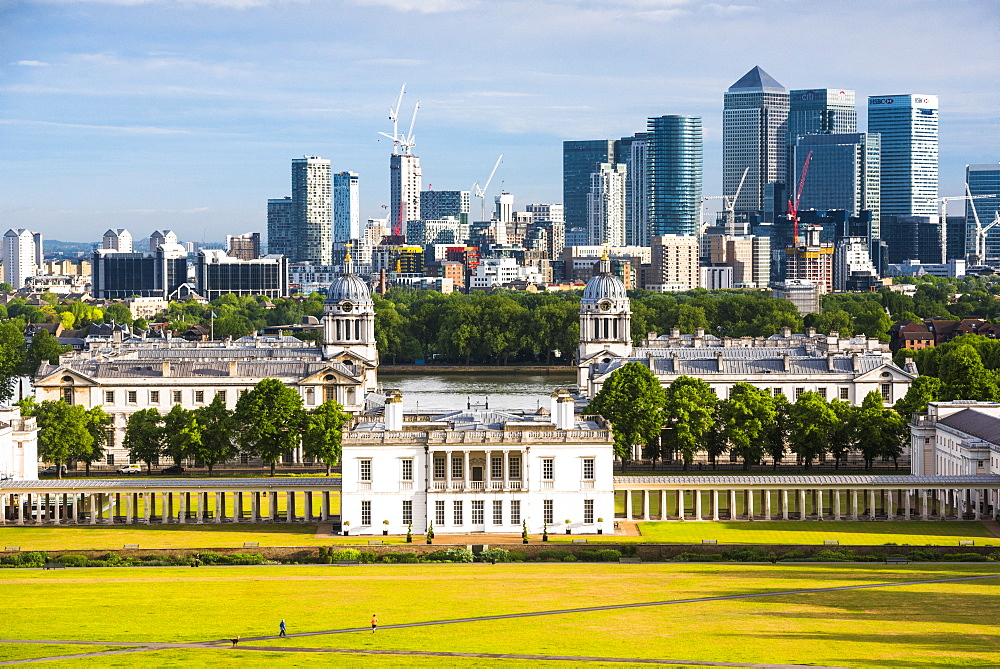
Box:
[267,197,295,258]
[390,154,421,237]
[564,140,617,234]
[649,234,699,291]
[707,234,771,289]
[867,94,938,219]
[723,67,789,217]
[785,225,834,292]
[834,237,880,292]
[647,115,703,237]
[617,134,649,247]
[226,233,262,261]
[2,229,38,289]
[293,157,333,265]
[587,163,627,247]
[786,89,857,188]
[965,163,1000,265]
[102,229,133,253]
[149,230,178,253]
[333,171,360,243]
[494,192,515,223]
[421,190,470,226]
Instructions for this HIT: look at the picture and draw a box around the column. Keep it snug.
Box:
[215,493,223,523]
[642,490,650,521]
[797,490,806,520]
[974,489,981,520]
[728,489,737,520]
[89,494,97,525]
[178,493,186,524]
[868,490,876,520]
[463,450,470,491]
[833,490,841,521]
[446,451,453,490]
[694,490,703,521]
[625,489,633,520]
[817,490,825,521]
[886,490,895,520]
[903,490,910,520]
[764,490,772,521]
[746,490,754,520]
[125,494,133,524]
[321,492,330,522]
[850,490,858,520]
[712,490,719,521]
[954,489,965,521]
[143,493,151,523]
[17,495,24,525]
[0,494,6,525]
[781,490,789,520]
[503,450,509,490]
[251,493,259,523]
[660,490,667,520]
[287,492,294,522]
[485,450,492,490]
[677,490,684,520]
[270,492,278,521]
[52,494,60,525]
[920,489,928,520]
[305,492,313,522]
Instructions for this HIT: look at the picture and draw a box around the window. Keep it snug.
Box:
[493,500,503,525]
[306,388,316,405]
[402,500,412,525]
[434,457,445,478]
[817,387,827,399]
[435,500,445,526]
[401,459,413,481]
[360,459,372,481]
[127,390,137,404]
[839,387,850,400]
[880,383,891,402]
[150,391,160,404]
[453,501,463,525]
[511,500,521,525]
[105,391,115,404]
[325,386,336,402]
[240,453,250,465]
[194,390,205,404]
[542,458,554,480]
[584,499,594,524]
[172,390,182,404]
[106,428,115,450]
[794,388,804,400]
[491,456,503,479]
[583,458,594,480]
[772,388,782,397]
[106,453,115,466]
[543,500,553,524]
[471,500,484,524]
[62,388,73,404]
[509,456,521,479]
[216,390,226,403]
[451,454,463,479]
[361,500,371,525]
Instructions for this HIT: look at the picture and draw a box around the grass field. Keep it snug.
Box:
[2,563,998,666]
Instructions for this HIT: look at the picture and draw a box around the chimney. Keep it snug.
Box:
[161,362,170,377]
[670,328,680,338]
[695,327,705,338]
[781,352,790,372]
[228,361,238,376]
[852,353,860,372]
[555,389,575,430]
[716,351,724,372]
[806,327,816,337]
[827,353,836,371]
[781,327,791,337]
[384,389,403,431]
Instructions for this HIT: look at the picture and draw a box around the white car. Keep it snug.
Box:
[117,464,143,475]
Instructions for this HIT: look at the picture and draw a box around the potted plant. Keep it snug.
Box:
[426,521,434,544]
[597,518,604,535]
[565,519,572,535]
[406,523,413,543]
[382,519,390,536]
[343,520,350,536]
[521,520,529,544]
[542,521,549,542]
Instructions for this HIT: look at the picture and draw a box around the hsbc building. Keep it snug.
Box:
[868,93,939,219]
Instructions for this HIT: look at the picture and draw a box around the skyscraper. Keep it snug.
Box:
[421,190,470,226]
[867,94,938,218]
[647,115,703,237]
[786,89,857,190]
[390,154,421,237]
[617,133,649,247]
[587,163,627,246]
[102,229,133,253]
[564,140,616,233]
[333,171,360,243]
[2,229,37,289]
[293,157,332,265]
[723,66,789,217]
[965,163,1000,265]
[267,197,294,259]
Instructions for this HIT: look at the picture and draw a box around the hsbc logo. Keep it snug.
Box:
[870,98,895,105]
[914,97,930,104]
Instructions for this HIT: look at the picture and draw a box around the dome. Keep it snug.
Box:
[581,272,628,304]
[326,273,373,305]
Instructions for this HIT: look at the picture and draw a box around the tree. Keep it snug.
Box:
[162,404,202,466]
[0,322,27,404]
[194,394,238,474]
[719,383,776,470]
[938,344,999,402]
[661,376,717,469]
[765,393,791,469]
[124,408,164,473]
[302,400,351,475]
[787,391,837,469]
[234,378,305,476]
[0,282,13,292]
[24,329,71,374]
[102,303,134,325]
[36,400,94,479]
[585,362,666,470]
[81,406,113,476]
[828,399,857,470]
[893,375,943,418]
[855,391,902,470]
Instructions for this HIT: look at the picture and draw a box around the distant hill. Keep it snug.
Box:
[43,240,94,257]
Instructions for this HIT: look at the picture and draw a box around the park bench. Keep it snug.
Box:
[884,556,909,565]
[336,560,360,566]
[823,540,839,545]
[243,542,259,548]
[702,540,717,545]
[572,539,588,543]
[958,540,975,546]
[123,544,139,549]
[619,557,641,564]
[368,541,383,545]
[44,562,66,570]
[5,547,20,552]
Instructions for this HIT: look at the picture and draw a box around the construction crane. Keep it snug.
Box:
[472,154,503,222]
[787,150,813,245]
[931,185,998,264]
[701,167,749,235]
[378,83,419,155]
[965,186,1000,264]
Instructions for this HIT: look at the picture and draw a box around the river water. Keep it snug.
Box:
[380,371,577,414]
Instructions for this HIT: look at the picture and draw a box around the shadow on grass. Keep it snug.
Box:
[639,520,994,538]
[0,523,320,536]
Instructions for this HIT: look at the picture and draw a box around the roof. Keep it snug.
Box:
[37,359,362,381]
[938,409,1000,445]
[729,66,784,92]
[596,352,905,378]
[614,474,1000,486]
[1,478,343,492]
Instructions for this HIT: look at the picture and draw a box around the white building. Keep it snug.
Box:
[0,406,38,481]
[102,229,133,253]
[468,258,519,290]
[340,389,615,536]
[149,230,178,252]
[867,94,938,218]
[834,237,880,291]
[587,163,627,247]
[390,154,421,236]
[333,171,361,243]
[648,234,699,291]
[2,229,38,289]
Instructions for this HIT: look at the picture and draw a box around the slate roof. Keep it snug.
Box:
[938,409,1000,446]
[596,352,901,378]
[37,359,361,380]
[615,474,1000,486]
[729,66,784,92]
[1,478,342,491]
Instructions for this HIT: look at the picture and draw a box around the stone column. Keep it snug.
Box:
[89,494,97,525]
[677,490,684,520]
[251,492,259,523]
[0,494,6,525]
[178,493,186,524]
[485,450,492,490]
[215,493,223,523]
[728,489,737,520]
[797,490,806,520]
[832,490,841,520]
[868,490,876,520]
[143,493,150,523]
[642,490,650,521]
[503,450,509,490]
[305,492,313,522]
[746,490,754,520]
[624,489,633,520]
[781,490,789,520]
[815,490,823,521]
[271,492,279,521]
[17,495,24,525]
[764,490,772,520]
[973,489,981,520]
[886,490,895,520]
[849,490,858,520]
[903,490,910,520]
[287,492,295,522]
[446,451,453,490]
[694,490,703,521]
[125,494,132,524]
[321,492,330,522]
[712,490,719,521]
[51,494,60,525]
[920,489,928,520]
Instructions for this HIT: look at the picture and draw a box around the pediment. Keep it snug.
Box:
[855,363,916,382]
[34,367,98,386]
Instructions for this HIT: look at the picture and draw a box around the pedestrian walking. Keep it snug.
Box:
[371,614,378,633]
[279,619,286,637]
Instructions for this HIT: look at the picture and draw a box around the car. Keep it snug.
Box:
[117,464,143,475]
[40,465,67,476]
[160,465,185,475]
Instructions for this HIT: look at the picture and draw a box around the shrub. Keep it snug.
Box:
[358,551,379,564]
[563,555,577,562]
[987,550,1000,562]
[381,552,419,564]
[329,549,362,562]
[422,548,473,563]
[57,555,88,567]
[940,552,987,562]
[907,549,939,562]
[538,549,571,562]
[809,549,856,562]
[480,548,514,563]
[719,547,775,562]
[672,552,724,562]
[778,550,807,561]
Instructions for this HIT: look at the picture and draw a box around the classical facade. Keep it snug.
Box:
[910,401,1000,486]
[0,406,38,481]
[340,389,615,535]
[32,265,379,466]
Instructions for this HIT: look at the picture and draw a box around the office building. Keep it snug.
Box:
[867,94,938,218]
[723,66,789,217]
[405,217,469,248]
[524,203,564,225]
[421,190,470,227]
[333,171,361,243]
[195,250,288,300]
[617,134,649,247]
[564,140,617,234]
[834,237,881,292]
[226,233,261,261]
[293,157,333,265]
[91,244,189,299]
[883,215,943,265]
[965,164,1000,265]
[2,229,37,289]
[794,133,881,239]
[102,229,133,253]
[267,197,295,259]
[587,163,627,247]
[648,234,699,291]
[786,89,857,189]
[390,154,421,237]
[647,115,703,237]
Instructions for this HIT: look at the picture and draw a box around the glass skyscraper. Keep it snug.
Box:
[563,140,616,234]
[647,115,703,237]
[291,156,332,265]
[966,163,1000,264]
[420,190,471,226]
[786,89,857,190]
[617,133,649,247]
[867,94,938,218]
[333,171,360,244]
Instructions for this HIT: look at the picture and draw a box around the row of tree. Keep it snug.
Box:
[587,364,908,470]
[15,398,113,476]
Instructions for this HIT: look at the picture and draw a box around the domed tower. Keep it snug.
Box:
[322,255,378,367]
[578,252,632,362]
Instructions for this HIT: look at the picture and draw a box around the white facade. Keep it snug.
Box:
[0,406,38,481]
[834,237,880,291]
[102,229,133,253]
[867,94,938,218]
[333,171,361,243]
[649,234,699,291]
[494,192,514,224]
[149,230,178,252]
[390,154,422,236]
[625,137,649,247]
[341,392,615,536]
[3,229,37,289]
[524,203,565,224]
[587,163,627,246]
[469,258,519,290]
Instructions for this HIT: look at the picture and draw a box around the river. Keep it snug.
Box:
[379,371,577,414]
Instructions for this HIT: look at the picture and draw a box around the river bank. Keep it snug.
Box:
[380,365,575,375]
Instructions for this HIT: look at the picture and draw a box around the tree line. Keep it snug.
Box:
[587,364,908,471]
[892,334,1000,411]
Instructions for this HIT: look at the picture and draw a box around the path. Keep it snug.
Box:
[3,572,997,666]
[982,519,1000,539]
[313,522,332,539]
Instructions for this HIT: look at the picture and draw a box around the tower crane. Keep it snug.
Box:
[787,150,813,245]
[964,185,1000,264]
[378,83,419,155]
[929,185,997,264]
[701,167,749,235]
[472,154,503,222]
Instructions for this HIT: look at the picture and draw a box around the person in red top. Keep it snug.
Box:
[371,614,378,633]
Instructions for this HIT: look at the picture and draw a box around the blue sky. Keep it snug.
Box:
[1,0,997,244]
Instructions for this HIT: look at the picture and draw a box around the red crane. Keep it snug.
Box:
[787,150,813,246]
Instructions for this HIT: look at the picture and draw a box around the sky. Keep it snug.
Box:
[1,0,998,244]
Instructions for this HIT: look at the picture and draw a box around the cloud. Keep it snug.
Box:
[358,58,428,67]
[0,119,191,135]
[35,0,292,6]
[16,60,51,67]
[354,0,474,12]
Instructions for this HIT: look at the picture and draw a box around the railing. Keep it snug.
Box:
[432,481,448,490]
[582,481,595,489]
[450,482,464,491]
[400,481,413,490]
[358,482,371,491]
[509,480,522,490]
[542,481,553,490]
[469,481,484,490]
[490,481,505,490]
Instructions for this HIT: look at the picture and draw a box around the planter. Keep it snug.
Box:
[426,539,433,544]
[406,537,412,543]
[383,530,388,536]
[565,529,571,534]
[343,531,349,536]
[597,529,603,535]
[542,535,548,542]
[522,539,528,544]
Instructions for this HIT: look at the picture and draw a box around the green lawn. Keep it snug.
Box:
[635,520,998,546]
[0,645,129,662]
[2,563,998,666]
